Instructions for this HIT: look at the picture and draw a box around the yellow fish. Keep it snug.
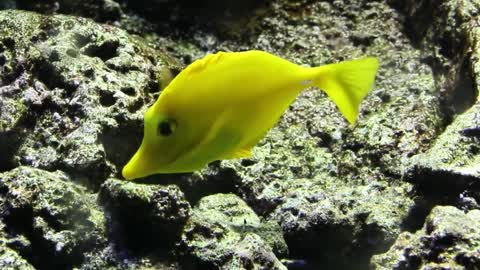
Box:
[122,50,378,180]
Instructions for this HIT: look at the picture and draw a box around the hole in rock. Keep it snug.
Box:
[83,40,119,61]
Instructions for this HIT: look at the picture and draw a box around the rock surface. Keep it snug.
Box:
[0,166,105,269]
[371,206,480,269]
[401,0,480,199]
[0,220,35,270]
[0,9,177,189]
[99,178,191,251]
[0,0,479,269]
[178,193,288,270]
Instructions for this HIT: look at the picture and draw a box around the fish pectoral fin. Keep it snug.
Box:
[221,148,252,160]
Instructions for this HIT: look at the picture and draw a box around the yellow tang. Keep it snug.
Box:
[122,50,379,180]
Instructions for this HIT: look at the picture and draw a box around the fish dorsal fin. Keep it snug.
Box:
[185,52,226,75]
[221,148,252,160]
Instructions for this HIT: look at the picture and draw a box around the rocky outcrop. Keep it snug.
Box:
[371,206,480,269]
[0,0,479,269]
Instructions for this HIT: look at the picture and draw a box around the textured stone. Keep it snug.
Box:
[0,10,177,188]
[371,206,480,270]
[178,194,287,270]
[99,178,191,250]
[0,166,105,269]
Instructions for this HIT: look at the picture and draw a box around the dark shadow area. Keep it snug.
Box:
[119,0,269,24]
[12,0,121,22]
[402,167,480,232]
[32,58,79,97]
[117,0,272,39]
[1,201,84,270]
[449,56,477,114]
[100,117,143,177]
[0,130,23,172]
[283,223,369,270]
[82,39,120,62]
[99,90,117,107]
[97,187,186,259]
[134,162,240,206]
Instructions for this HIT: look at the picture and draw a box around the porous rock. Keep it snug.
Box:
[99,178,191,250]
[371,206,480,269]
[0,10,177,188]
[0,166,105,269]
[178,193,288,270]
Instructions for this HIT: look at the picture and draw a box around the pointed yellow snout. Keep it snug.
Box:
[122,144,157,180]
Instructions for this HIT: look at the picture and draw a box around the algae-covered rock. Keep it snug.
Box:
[371,206,480,269]
[0,166,105,269]
[0,10,176,187]
[1,0,479,269]
[0,244,35,270]
[389,0,479,113]
[392,0,480,214]
[407,103,480,195]
[178,193,288,270]
[99,178,191,250]
[0,220,35,270]
[0,0,122,22]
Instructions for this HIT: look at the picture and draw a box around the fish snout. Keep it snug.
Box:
[121,160,141,180]
[122,146,154,180]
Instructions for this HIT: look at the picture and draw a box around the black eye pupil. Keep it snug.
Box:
[158,121,173,136]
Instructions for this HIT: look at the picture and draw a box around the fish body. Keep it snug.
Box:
[122,50,379,180]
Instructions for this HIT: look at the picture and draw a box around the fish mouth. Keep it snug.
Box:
[121,163,138,180]
[122,144,182,180]
[122,144,159,180]
[122,153,148,180]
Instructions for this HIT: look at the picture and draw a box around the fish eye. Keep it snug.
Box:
[157,119,177,136]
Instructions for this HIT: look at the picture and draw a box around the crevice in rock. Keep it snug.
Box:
[120,86,136,96]
[447,56,477,115]
[0,110,36,172]
[101,117,143,176]
[2,204,83,270]
[0,130,23,172]
[82,40,119,62]
[1,58,26,86]
[283,223,368,270]
[31,58,78,96]
[98,186,187,257]
[388,0,477,125]
[402,168,480,232]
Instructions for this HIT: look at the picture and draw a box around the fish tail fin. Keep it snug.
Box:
[309,57,379,124]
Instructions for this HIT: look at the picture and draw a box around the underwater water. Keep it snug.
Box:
[0,0,479,269]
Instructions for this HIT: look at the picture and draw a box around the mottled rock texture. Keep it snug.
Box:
[0,0,479,269]
[178,194,288,270]
[0,9,176,189]
[371,206,480,269]
[397,0,480,199]
[0,167,105,269]
[99,178,191,251]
